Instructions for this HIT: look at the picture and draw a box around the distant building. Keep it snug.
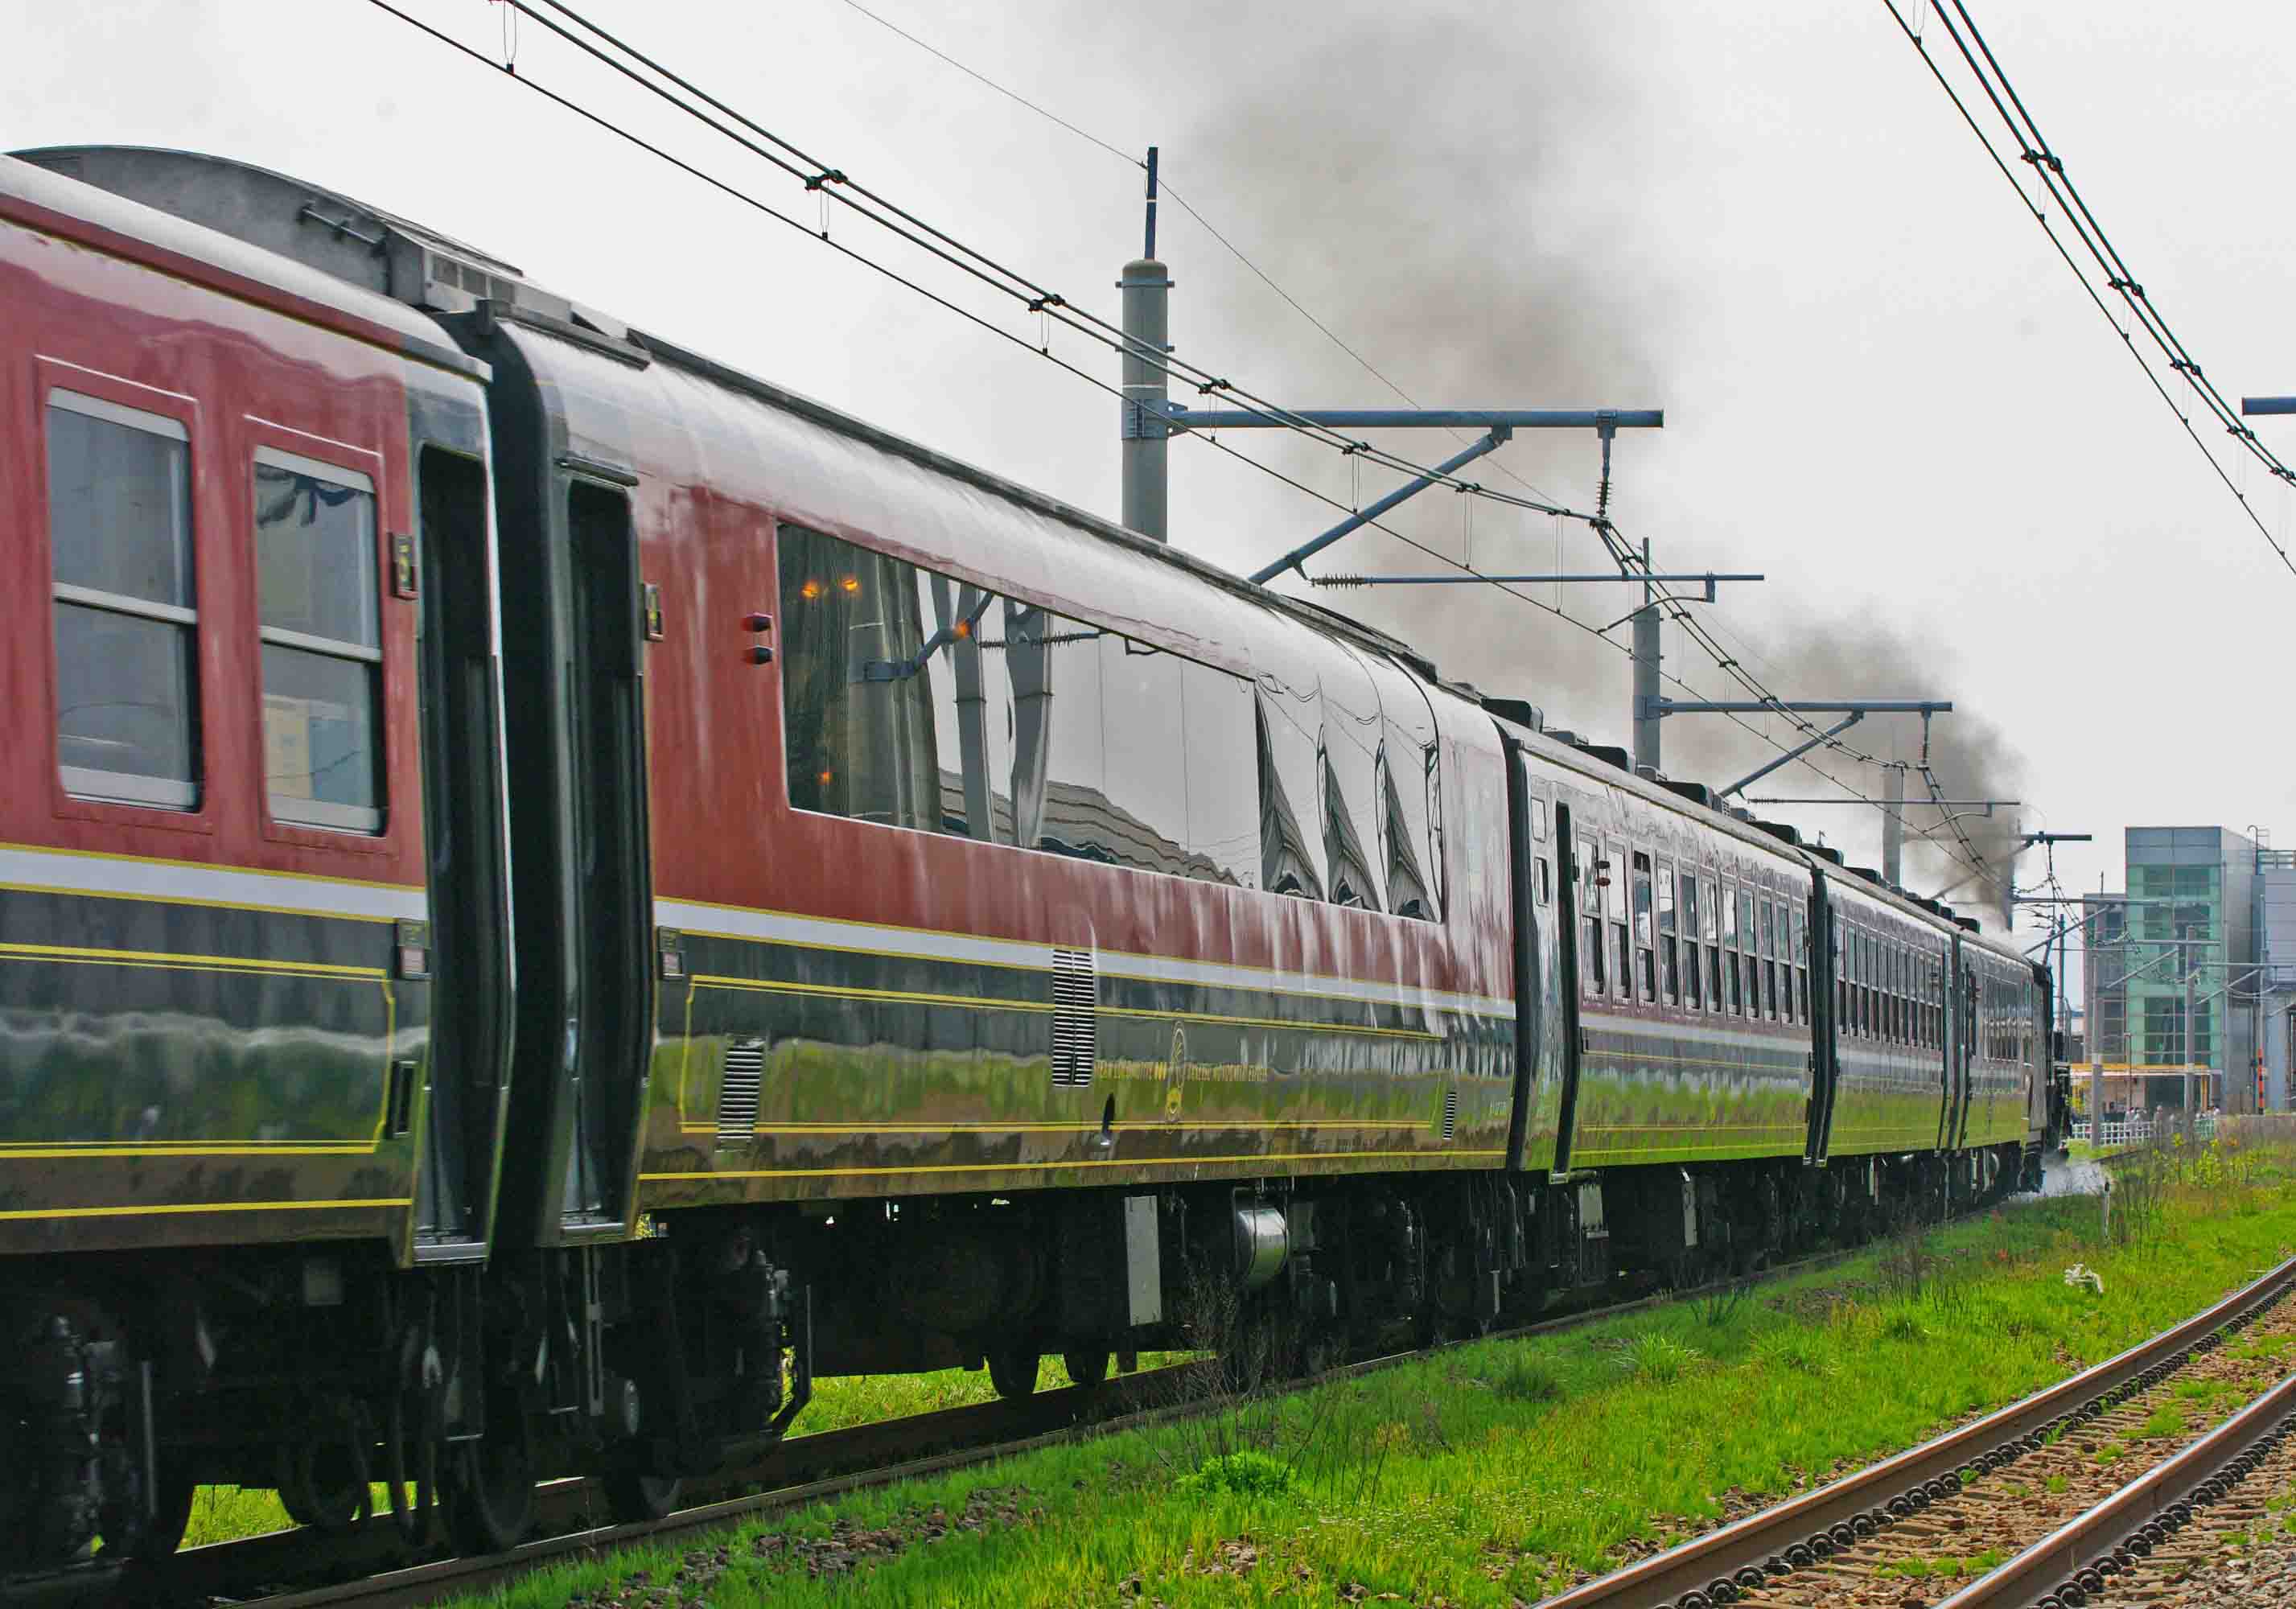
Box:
[2080,829,2265,1115]
[2261,846,2296,1113]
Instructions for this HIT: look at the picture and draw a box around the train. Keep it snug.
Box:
[0,146,2055,1573]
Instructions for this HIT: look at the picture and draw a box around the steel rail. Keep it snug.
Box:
[1933,1362,2296,1608]
[1535,1252,2296,1609]
[174,1242,1899,1609]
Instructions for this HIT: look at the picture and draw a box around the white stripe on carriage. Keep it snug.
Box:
[0,846,426,924]
[652,897,1512,1018]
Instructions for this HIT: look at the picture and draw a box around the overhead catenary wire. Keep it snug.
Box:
[494,0,1945,821]
[496,0,1602,527]
[361,0,1995,890]
[1882,0,2296,579]
[822,0,1576,514]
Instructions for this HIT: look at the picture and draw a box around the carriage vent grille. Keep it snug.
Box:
[1442,1086,1459,1142]
[716,1039,766,1148]
[1050,948,1098,1088]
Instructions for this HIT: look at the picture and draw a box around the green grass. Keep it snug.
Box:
[792,1352,1198,1438]
[2137,1405,2187,1440]
[426,1148,2296,1608]
[178,1354,1196,1549]
[1877,1547,2009,1582]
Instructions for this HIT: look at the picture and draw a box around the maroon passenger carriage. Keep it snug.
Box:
[0,145,2055,1574]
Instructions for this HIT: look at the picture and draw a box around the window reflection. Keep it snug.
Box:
[254,449,382,832]
[47,393,200,809]
[778,523,1265,893]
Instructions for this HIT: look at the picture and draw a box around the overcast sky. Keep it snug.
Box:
[15,0,2296,988]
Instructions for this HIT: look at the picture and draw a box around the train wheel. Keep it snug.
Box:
[150,1473,197,1558]
[444,1432,537,1556]
[1061,1348,1110,1390]
[601,1469,684,1524]
[106,1467,195,1564]
[986,1347,1040,1401]
[278,1404,374,1533]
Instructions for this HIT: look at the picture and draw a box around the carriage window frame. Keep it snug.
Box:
[1605,838,1631,1000]
[1679,872,1702,1010]
[253,445,385,834]
[1578,833,1607,998]
[1656,862,1680,1006]
[1631,851,1657,1003]
[775,521,1283,898]
[46,389,203,812]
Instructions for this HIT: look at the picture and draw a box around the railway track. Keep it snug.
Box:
[1539,1252,2296,1609]
[106,1238,1896,1609]
[1928,1331,2296,1607]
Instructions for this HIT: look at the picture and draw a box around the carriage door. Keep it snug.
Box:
[562,477,655,1230]
[412,446,513,1253]
[1948,944,1976,1151]
[1549,800,1586,1179]
[1804,881,1839,1166]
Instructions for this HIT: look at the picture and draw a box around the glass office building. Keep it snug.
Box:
[2107,827,2257,1113]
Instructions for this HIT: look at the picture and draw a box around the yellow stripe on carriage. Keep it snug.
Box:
[0,940,385,978]
[644,1148,1507,1182]
[0,1197,412,1221]
[685,973,1446,1042]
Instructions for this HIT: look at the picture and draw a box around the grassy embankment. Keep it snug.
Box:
[433,1132,2296,1608]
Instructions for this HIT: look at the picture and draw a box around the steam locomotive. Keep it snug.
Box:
[0,146,2052,1571]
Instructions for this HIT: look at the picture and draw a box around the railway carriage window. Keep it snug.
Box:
[1657,863,1680,1005]
[1578,834,1607,996]
[1181,660,1258,888]
[1374,739,1438,917]
[1256,674,1327,898]
[1679,874,1702,1009]
[1701,876,1722,1011]
[1320,653,1384,911]
[1763,899,1781,1023]
[1366,659,1442,919]
[1866,935,1878,1037]
[1756,899,1775,1022]
[254,447,383,831]
[1792,907,1809,1023]
[1896,948,1908,1043]
[1891,940,1910,1042]
[1530,796,1549,842]
[1866,936,1878,1038]
[1632,852,1656,1002]
[1886,942,1898,1042]
[1535,857,1552,907]
[1875,941,1887,1041]
[780,525,942,830]
[1604,839,1631,998]
[1029,607,1110,858]
[1902,949,1913,1043]
[1720,883,1741,1014]
[1901,940,1919,1042]
[1097,636,1188,868]
[1738,887,1758,1018]
[46,392,200,808]
[1784,905,1800,1024]
[1767,907,1783,1021]
[1851,931,1866,1035]
[1906,949,1917,1044]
